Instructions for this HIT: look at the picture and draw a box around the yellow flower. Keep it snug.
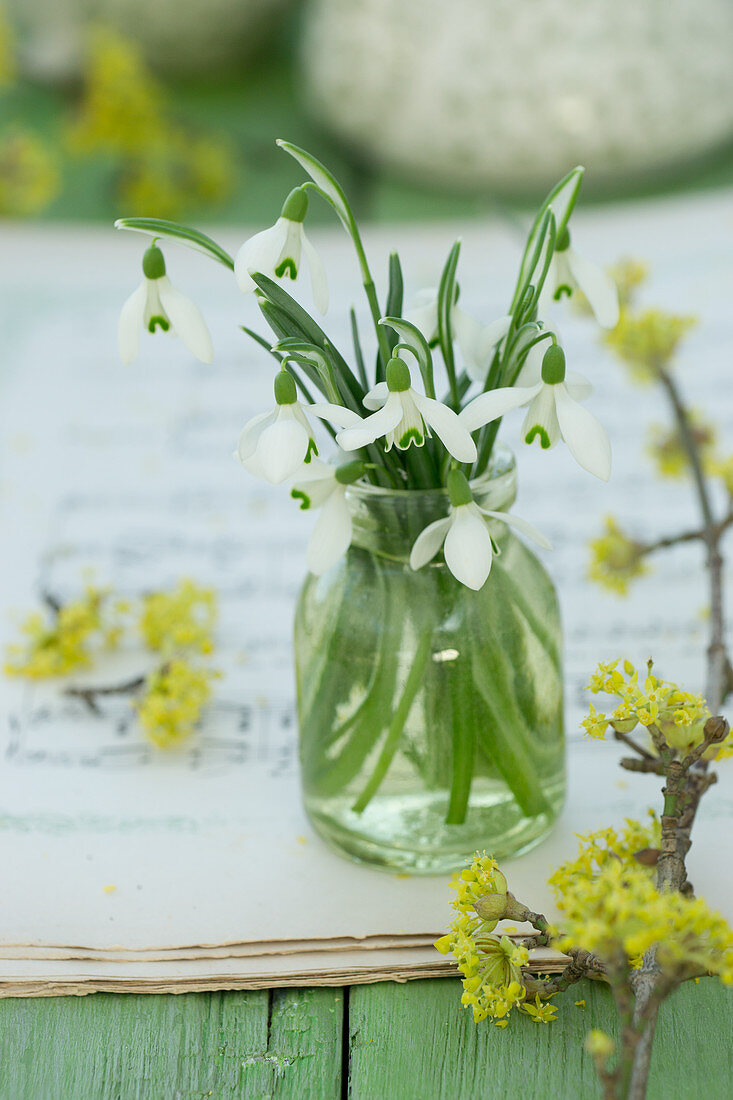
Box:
[135,658,218,748]
[588,516,649,596]
[645,411,717,480]
[521,993,558,1024]
[0,130,59,217]
[582,658,712,755]
[4,587,123,678]
[548,812,660,899]
[555,861,733,983]
[139,579,217,657]
[585,1030,615,1059]
[604,308,696,383]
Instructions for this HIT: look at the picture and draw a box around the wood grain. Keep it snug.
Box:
[0,979,730,1098]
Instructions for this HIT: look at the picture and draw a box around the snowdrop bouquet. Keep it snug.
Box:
[115,141,618,870]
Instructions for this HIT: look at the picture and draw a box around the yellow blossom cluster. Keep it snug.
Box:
[0,131,59,217]
[548,812,660,899]
[0,10,59,217]
[604,308,696,384]
[68,28,233,218]
[555,860,733,983]
[587,516,649,595]
[435,853,556,1026]
[139,579,216,656]
[4,587,124,678]
[135,658,218,748]
[645,411,718,480]
[580,659,718,756]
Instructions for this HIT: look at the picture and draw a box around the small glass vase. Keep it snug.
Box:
[294,446,565,874]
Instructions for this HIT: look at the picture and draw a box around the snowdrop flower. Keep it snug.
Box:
[314,357,477,462]
[407,288,512,382]
[538,227,619,329]
[291,458,366,575]
[460,343,611,481]
[118,245,213,365]
[410,470,551,590]
[236,371,317,484]
[234,187,328,314]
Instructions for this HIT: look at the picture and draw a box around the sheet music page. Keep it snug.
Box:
[1,189,732,966]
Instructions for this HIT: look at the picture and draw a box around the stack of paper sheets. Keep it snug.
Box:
[1,189,731,995]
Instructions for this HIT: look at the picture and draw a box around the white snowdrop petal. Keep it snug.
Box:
[236,410,275,463]
[337,395,404,451]
[157,279,213,364]
[409,516,452,571]
[480,509,553,551]
[521,386,561,449]
[234,221,289,292]
[255,411,310,484]
[363,381,389,411]
[554,383,612,481]
[405,289,439,342]
[470,314,514,381]
[393,391,425,450]
[306,489,352,574]
[460,384,541,433]
[309,403,365,430]
[565,370,593,401]
[567,249,619,329]
[301,229,329,314]
[118,281,147,364]
[452,306,484,376]
[413,393,477,462]
[443,508,493,590]
[514,341,545,387]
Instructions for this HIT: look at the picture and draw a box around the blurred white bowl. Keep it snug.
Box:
[301,0,733,190]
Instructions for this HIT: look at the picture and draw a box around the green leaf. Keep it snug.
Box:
[350,309,368,391]
[511,166,583,311]
[380,252,404,371]
[114,218,234,270]
[276,139,353,233]
[379,317,435,400]
[437,240,461,407]
[252,272,365,409]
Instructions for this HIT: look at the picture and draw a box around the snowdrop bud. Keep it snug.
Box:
[273,370,298,406]
[555,226,571,252]
[334,460,368,485]
[446,469,473,507]
[541,344,566,384]
[386,357,412,392]
[280,186,309,223]
[142,245,166,280]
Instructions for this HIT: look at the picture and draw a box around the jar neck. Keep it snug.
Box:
[346,446,517,563]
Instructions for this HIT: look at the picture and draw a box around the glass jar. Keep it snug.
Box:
[294,446,564,874]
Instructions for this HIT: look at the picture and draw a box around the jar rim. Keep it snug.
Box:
[345,443,516,501]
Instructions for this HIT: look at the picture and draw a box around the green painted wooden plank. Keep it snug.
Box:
[0,987,343,1100]
[347,977,733,1100]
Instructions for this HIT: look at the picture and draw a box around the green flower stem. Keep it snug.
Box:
[351,628,434,814]
[445,600,479,826]
[469,605,552,818]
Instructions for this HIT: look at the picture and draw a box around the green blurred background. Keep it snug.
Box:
[2,0,733,226]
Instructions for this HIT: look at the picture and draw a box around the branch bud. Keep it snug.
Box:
[704,715,729,744]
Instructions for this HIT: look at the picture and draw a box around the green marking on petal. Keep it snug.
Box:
[305,437,319,462]
[275,257,297,280]
[553,284,573,301]
[525,425,551,449]
[148,316,170,333]
[291,489,311,510]
[397,427,424,449]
